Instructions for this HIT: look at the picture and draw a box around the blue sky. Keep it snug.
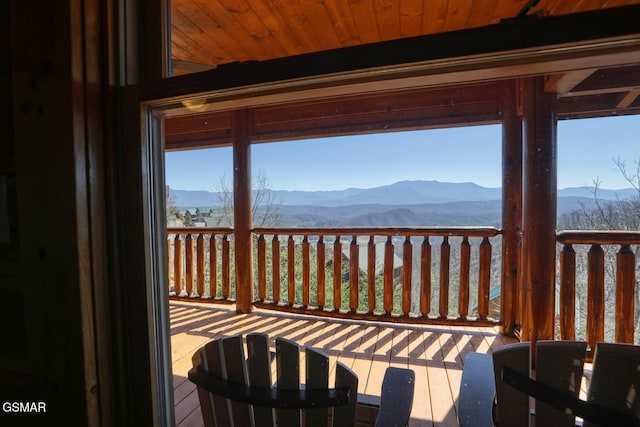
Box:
[165,115,639,192]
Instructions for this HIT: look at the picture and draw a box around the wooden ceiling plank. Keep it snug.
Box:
[299,0,343,50]
[617,89,640,109]
[217,0,289,58]
[490,0,527,21]
[322,0,361,47]
[374,0,401,41]
[172,1,245,64]
[399,0,423,38]
[544,69,598,95]
[444,0,474,32]
[269,0,327,52]
[348,0,381,44]
[170,13,230,66]
[466,0,494,28]
[244,0,307,55]
[421,0,447,34]
[194,0,277,60]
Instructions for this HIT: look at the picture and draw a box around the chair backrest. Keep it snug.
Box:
[493,340,587,427]
[460,341,640,427]
[583,342,640,427]
[189,333,358,427]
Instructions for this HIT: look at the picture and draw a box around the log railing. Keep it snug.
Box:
[557,231,640,349]
[167,227,235,302]
[253,227,501,324]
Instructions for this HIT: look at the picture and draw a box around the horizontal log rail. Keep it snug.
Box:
[557,230,640,350]
[253,226,501,325]
[167,227,235,303]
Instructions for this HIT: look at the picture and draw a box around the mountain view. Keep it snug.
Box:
[169,180,636,227]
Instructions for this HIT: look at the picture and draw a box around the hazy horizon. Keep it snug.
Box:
[166,115,639,192]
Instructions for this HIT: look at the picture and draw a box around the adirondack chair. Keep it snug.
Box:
[458,340,640,427]
[188,333,415,427]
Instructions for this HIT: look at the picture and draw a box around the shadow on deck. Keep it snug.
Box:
[170,301,516,427]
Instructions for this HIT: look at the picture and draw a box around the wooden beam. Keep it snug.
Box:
[521,76,557,349]
[566,65,640,96]
[171,59,215,74]
[617,89,640,109]
[500,79,522,336]
[233,109,253,313]
[137,5,640,109]
[545,69,597,95]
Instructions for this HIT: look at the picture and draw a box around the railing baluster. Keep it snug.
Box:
[302,235,310,307]
[478,236,491,320]
[317,236,326,309]
[439,236,450,319]
[196,234,205,297]
[367,236,376,314]
[185,234,194,297]
[222,235,230,299]
[209,235,217,298]
[288,235,295,305]
[349,235,359,313]
[559,243,576,340]
[616,244,635,343]
[333,236,342,311]
[383,236,394,315]
[169,226,506,326]
[272,235,281,304]
[402,236,412,316]
[257,234,266,302]
[174,234,183,296]
[421,237,431,317]
[587,244,605,350]
[458,236,470,320]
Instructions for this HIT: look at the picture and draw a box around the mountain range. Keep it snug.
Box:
[169,180,636,227]
[171,180,635,208]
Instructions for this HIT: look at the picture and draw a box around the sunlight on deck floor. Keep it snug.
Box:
[170,301,516,427]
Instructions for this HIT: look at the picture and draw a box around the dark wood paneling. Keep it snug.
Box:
[164,83,501,149]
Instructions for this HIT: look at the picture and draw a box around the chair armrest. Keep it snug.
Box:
[458,353,495,427]
[188,367,351,409]
[374,367,415,427]
[502,365,640,427]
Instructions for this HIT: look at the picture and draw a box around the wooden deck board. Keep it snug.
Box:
[170,301,516,426]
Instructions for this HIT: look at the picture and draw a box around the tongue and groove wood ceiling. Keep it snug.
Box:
[167,0,640,142]
[170,0,640,73]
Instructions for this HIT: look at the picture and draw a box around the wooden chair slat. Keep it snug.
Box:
[584,342,640,427]
[222,335,253,426]
[492,341,530,427]
[535,340,587,427]
[204,340,231,426]
[246,333,275,427]
[190,334,413,427]
[192,346,217,427]
[305,346,330,427]
[334,362,358,427]
[276,337,301,427]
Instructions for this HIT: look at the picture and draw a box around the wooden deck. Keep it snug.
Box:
[171,301,517,427]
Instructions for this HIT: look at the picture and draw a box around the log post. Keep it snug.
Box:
[521,76,557,347]
[500,78,523,335]
[233,109,253,313]
[616,244,635,343]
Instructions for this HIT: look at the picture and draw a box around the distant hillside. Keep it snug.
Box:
[169,180,635,227]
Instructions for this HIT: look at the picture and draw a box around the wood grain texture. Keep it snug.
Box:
[171,301,517,426]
